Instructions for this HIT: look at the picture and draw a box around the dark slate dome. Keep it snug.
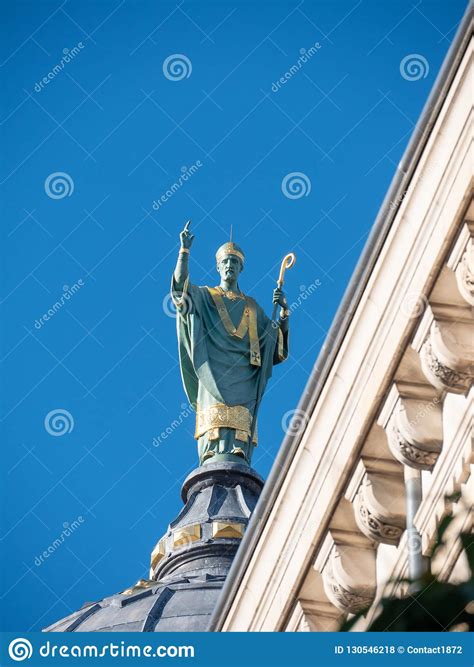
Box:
[43,462,263,632]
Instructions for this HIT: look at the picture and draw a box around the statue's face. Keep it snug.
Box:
[217,254,243,281]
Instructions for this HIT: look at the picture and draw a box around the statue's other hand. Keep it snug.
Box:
[180,220,195,249]
[273,287,287,307]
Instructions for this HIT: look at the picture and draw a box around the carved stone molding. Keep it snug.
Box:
[322,549,376,614]
[455,244,474,306]
[380,384,443,471]
[354,475,405,545]
[420,323,473,394]
[316,526,376,616]
[345,453,406,546]
[387,421,440,471]
[447,219,474,307]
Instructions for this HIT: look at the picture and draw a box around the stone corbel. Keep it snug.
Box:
[455,244,474,306]
[316,530,376,615]
[346,457,405,546]
[412,302,474,395]
[286,599,342,632]
[446,219,474,307]
[378,383,443,471]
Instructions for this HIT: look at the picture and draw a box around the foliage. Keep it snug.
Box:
[340,504,473,632]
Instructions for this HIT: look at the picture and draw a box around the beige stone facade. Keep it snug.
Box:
[211,10,473,633]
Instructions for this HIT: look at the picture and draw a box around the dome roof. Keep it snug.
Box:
[43,574,227,632]
[43,462,263,632]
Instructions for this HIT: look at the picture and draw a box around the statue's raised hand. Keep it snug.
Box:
[180,220,195,249]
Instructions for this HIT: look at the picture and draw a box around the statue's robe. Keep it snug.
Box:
[171,277,288,464]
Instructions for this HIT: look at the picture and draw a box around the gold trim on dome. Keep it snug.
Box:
[212,521,245,539]
[172,524,201,548]
[121,579,155,596]
[195,403,257,444]
[150,539,166,570]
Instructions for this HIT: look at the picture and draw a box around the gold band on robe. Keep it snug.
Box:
[195,403,257,444]
[207,288,261,366]
[207,287,249,338]
[247,297,261,366]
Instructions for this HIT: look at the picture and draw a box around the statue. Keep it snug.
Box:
[171,221,293,466]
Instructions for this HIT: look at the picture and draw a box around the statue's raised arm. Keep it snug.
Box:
[173,220,194,288]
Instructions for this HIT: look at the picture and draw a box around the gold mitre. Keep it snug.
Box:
[215,242,245,265]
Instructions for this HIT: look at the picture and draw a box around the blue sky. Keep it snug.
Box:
[1,0,467,631]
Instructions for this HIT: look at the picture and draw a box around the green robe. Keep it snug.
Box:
[171,277,288,465]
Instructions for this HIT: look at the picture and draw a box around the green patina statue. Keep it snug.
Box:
[171,220,291,466]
